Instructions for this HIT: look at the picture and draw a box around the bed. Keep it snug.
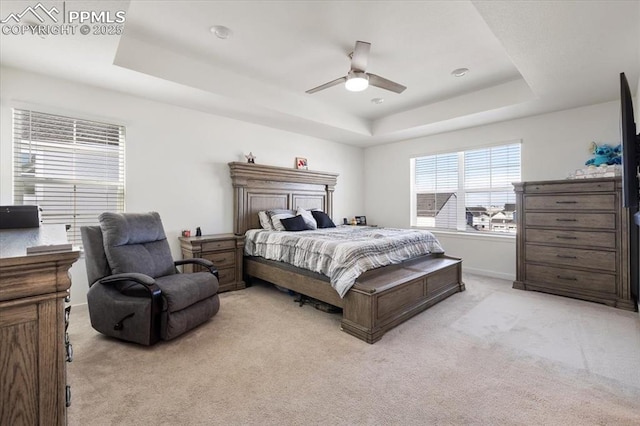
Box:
[229,162,465,343]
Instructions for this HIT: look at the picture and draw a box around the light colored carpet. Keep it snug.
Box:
[67,274,640,425]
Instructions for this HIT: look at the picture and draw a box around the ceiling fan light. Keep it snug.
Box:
[345,72,369,92]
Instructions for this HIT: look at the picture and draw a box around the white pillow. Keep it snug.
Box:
[269,211,295,231]
[296,207,317,230]
[258,211,274,230]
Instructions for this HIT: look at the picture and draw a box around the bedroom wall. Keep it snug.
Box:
[0,66,364,305]
[364,101,623,280]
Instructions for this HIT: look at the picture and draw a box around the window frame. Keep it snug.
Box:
[12,108,126,246]
[410,140,521,235]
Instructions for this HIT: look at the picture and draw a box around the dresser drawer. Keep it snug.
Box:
[525,180,616,193]
[202,240,236,251]
[203,250,235,268]
[525,212,615,229]
[525,244,616,272]
[525,264,616,294]
[524,194,615,211]
[525,229,616,249]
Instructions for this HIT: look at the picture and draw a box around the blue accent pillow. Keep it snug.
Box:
[281,214,308,231]
[311,210,336,228]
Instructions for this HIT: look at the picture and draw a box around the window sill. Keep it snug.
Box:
[411,227,516,242]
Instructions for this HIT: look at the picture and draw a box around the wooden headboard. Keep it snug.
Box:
[229,162,339,235]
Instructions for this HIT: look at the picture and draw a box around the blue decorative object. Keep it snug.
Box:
[585,142,622,166]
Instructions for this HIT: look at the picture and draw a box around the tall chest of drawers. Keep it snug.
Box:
[513,177,636,311]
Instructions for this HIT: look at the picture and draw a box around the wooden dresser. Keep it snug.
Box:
[1,225,80,425]
[513,177,635,311]
[179,233,246,292]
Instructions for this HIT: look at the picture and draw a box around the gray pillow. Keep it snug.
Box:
[258,211,274,230]
[296,207,318,230]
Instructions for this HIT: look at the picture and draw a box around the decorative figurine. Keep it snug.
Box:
[245,152,256,163]
[196,227,202,237]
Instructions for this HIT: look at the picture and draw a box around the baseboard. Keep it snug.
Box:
[462,266,515,282]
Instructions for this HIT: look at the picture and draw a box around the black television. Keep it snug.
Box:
[619,72,639,306]
[620,72,639,209]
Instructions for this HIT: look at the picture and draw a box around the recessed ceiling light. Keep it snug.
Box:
[210,25,232,39]
[451,68,469,77]
[371,98,384,104]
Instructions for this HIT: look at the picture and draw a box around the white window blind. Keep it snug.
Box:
[412,142,521,233]
[414,152,458,229]
[12,109,125,245]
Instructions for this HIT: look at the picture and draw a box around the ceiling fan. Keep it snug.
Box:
[306,41,407,95]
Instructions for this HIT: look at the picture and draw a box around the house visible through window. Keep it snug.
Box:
[12,109,125,245]
[411,142,521,234]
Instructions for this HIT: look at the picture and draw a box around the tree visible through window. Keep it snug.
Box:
[411,142,521,233]
[12,109,125,245]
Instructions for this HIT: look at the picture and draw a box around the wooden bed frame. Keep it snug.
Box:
[229,162,465,343]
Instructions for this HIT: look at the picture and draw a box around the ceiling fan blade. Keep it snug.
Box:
[350,41,371,72]
[306,76,347,94]
[367,73,407,94]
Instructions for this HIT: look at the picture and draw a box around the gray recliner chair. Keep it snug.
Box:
[81,212,220,345]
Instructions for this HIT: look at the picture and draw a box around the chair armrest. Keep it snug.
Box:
[175,258,219,279]
[99,272,161,296]
[100,272,156,287]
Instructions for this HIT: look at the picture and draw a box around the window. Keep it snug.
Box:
[12,109,125,245]
[411,142,521,234]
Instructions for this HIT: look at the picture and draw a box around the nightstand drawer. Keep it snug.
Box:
[525,244,616,272]
[524,194,615,211]
[203,250,235,268]
[525,264,616,294]
[202,240,236,251]
[525,212,615,229]
[218,267,235,285]
[525,229,616,249]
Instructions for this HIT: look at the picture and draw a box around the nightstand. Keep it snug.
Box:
[179,233,246,292]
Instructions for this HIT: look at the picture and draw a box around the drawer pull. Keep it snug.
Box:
[556,236,577,240]
[557,275,577,281]
[555,201,577,204]
[556,255,577,259]
[556,219,577,222]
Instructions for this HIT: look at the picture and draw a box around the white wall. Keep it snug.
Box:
[364,101,622,279]
[0,66,364,305]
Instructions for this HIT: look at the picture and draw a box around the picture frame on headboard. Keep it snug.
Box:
[296,157,308,170]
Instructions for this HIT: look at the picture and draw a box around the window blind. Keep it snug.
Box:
[464,143,520,232]
[414,152,458,229]
[13,109,125,245]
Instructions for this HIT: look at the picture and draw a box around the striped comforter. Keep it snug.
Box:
[244,226,445,298]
